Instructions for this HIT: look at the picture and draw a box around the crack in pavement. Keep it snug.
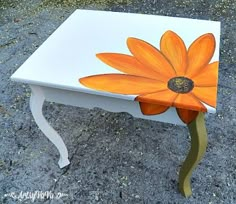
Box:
[0,38,17,48]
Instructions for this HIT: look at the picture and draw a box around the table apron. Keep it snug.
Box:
[34,85,184,126]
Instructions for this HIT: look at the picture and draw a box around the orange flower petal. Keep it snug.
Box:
[173,93,207,112]
[139,102,169,115]
[186,33,216,77]
[136,89,178,107]
[79,74,167,95]
[160,30,188,76]
[127,37,176,79]
[96,53,166,81]
[176,108,199,124]
[191,62,219,86]
[191,86,217,107]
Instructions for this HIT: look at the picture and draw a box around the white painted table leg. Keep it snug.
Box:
[30,85,70,168]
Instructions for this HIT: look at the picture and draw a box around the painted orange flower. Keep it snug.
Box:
[79,31,219,124]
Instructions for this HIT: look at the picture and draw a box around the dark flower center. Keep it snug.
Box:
[168,77,194,93]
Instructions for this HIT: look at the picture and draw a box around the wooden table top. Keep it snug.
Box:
[11,9,220,114]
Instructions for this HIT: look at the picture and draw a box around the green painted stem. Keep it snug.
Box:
[179,112,208,197]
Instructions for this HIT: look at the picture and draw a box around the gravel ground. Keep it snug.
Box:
[0,0,236,203]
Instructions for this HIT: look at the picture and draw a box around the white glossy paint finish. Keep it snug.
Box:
[42,85,184,125]
[30,85,70,168]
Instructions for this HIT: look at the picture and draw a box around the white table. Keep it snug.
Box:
[11,9,220,197]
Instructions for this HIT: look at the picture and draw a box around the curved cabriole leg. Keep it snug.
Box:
[30,85,70,168]
[179,112,208,197]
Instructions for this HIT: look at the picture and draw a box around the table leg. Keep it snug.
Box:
[30,85,70,168]
[178,112,208,197]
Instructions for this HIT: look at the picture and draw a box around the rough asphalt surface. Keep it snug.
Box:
[0,0,236,203]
